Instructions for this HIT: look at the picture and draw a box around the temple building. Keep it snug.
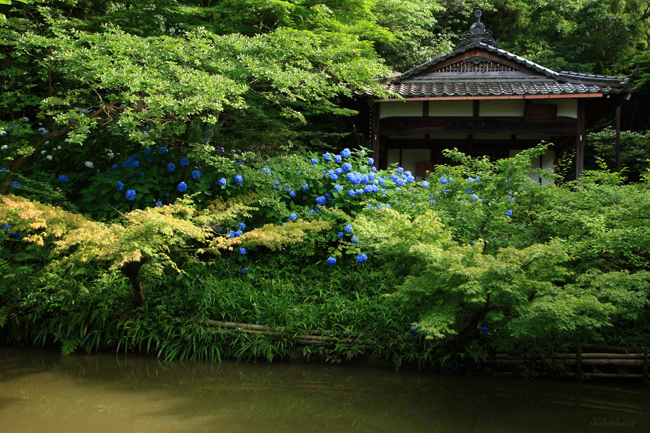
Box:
[366,10,636,181]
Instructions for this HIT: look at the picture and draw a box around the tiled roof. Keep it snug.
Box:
[385,79,604,98]
[370,40,635,99]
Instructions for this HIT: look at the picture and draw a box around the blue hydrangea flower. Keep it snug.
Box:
[344,224,353,234]
[316,196,326,205]
[116,181,125,191]
[289,213,297,221]
[368,157,374,166]
[323,153,332,160]
[159,147,168,154]
[342,163,352,173]
[177,182,187,193]
[261,167,271,174]
[337,232,344,238]
[155,201,163,207]
[144,147,152,155]
[235,230,243,237]
[301,183,309,192]
[227,230,235,239]
[10,232,20,239]
[340,148,351,158]
[509,197,515,202]
[348,189,356,197]
[180,158,190,167]
[440,177,448,185]
[147,157,154,164]
[238,222,246,230]
[421,181,430,188]
[234,174,243,184]
[327,257,336,265]
[310,158,318,164]
[406,175,415,183]
[308,209,315,214]
[471,241,475,246]
[356,253,368,263]
[131,160,140,168]
[481,327,489,335]
[506,209,513,216]
[471,193,480,202]
[288,190,296,198]
[167,163,175,172]
[242,267,248,275]
[467,177,474,183]
[58,175,69,183]
[2,224,10,230]
[410,324,420,334]
[192,170,201,180]
[351,235,358,244]
[371,166,377,172]
[126,189,136,200]
[334,184,343,192]
[330,173,338,181]
[219,178,227,186]
[239,247,246,255]
[396,167,404,175]
[334,155,342,163]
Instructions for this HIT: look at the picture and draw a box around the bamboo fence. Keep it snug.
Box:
[204,320,650,382]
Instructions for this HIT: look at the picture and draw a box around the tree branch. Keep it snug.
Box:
[0,100,122,195]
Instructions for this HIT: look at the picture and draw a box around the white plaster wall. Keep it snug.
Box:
[380,101,423,118]
[532,99,577,118]
[401,149,432,181]
[510,149,555,184]
[387,148,401,168]
[428,100,473,117]
[541,150,555,186]
[480,100,525,117]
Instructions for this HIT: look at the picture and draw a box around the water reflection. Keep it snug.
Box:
[1,348,649,432]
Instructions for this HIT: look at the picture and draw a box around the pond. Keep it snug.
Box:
[0,348,648,432]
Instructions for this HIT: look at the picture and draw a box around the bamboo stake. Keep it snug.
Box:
[489,358,644,366]
[576,342,582,381]
[643,346,648,386]
[204,320,376,346]
[495,353,644,359]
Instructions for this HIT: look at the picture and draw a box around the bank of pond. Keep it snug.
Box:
[1,347,649,433]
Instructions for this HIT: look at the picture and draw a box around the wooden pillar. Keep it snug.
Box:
[615,104,622,172]
[576,100,586,179]
[372,101,381,169]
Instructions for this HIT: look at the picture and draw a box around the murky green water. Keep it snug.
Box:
[1,348,648,432]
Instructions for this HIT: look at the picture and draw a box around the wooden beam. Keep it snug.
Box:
[576,100,586,178]
[616,105,622,172]
[379,116,579,136]
[371,102,380,169]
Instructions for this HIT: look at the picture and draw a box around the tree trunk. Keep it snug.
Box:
[121,257,147,307]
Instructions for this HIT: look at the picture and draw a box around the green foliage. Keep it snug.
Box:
[587,127,650,182]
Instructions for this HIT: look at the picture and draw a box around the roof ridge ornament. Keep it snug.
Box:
[456,9,499,50]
